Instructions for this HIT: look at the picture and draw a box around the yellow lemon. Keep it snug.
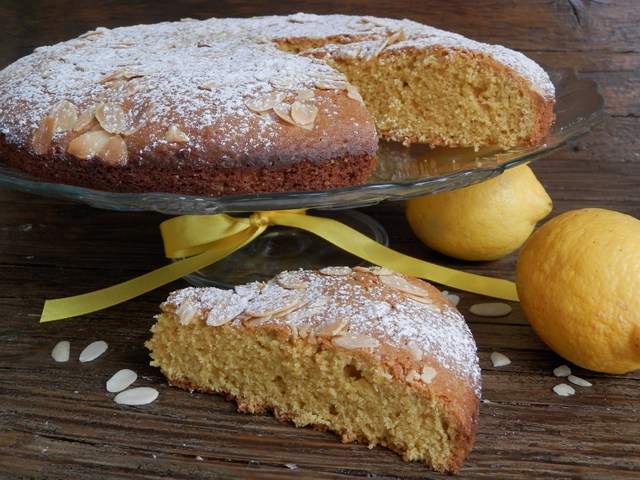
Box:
[405,164,552,261]
[516,208,640,374]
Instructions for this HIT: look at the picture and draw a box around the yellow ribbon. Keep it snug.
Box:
[40,209,518,322]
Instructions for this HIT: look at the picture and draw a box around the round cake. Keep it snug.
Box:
[146,266,482,474]
[0,13,555,196]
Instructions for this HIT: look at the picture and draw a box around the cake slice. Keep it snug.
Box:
[146,267,481,473]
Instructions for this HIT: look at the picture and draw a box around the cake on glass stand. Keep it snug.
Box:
[0,70,606,288]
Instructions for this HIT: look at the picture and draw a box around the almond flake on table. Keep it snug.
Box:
[51,340,70,362]
[553,383,576,396]
[114,386,159,405]
[553,364,572,377]
[106,369,138,393]
[469,302,512,317]
[568,375,593,387]
[79,340,108,362]
[490,351,511,367]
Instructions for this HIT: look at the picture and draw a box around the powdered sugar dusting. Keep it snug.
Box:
[0,15,363,167]
[163,267,481,396]
[0,12,553,171]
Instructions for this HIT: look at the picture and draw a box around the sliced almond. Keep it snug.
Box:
[273,294,315,319]
[353,266,373,273]
[79,29,105,39]
[79,340,108,362]
[366,29,407,60]
[98,78,126,92]
[31,116,57,155]
[379,274,431,298]
[369,266,395,276]
[283,298,328,324]
[51,340,70,362]
[98,69,125,84]
[404,293,435,306]
[490,351,511,367]
[243,315,273,328]
[363,300,392,319]
[420,366,437,384]
[102,134,128,165]
[52,101,79,132]
[95,102,127,134]
[175,299,199,325]
[123,70,148,80]
[122,104,154,137]
[314,317,349,338]
[114,386,159,406]
[346,85,365,105]
[165,125,190,143]
[276,271,309,290]
[306,330,318,345]
[234,282,263,300]
[270,76,297,88]
[382,29,405,49]
[296,89,315,102]
[309,71,348,82]
[67,130,112,159]
[199,81,235,91]
[319,266,353,276]
[553,365,572,377]
[441,291,461,306]
[245,91,287,113]
[406,342,423,362]
[470,302,513,317]
[553,383,576,397]
[73,106,97,132]
[273,101,318,130]
[245,290,304,318]
[314,79,350,90]
[206,293,248,327]
[296,324,312,339]
[405,369,420,383]
[123,82,141,99]
[331,333,379,350]
[568,375,593,387]
[273,102,295,125]
[106,369,138,393]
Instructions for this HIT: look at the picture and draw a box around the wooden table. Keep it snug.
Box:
[1,1,638,478]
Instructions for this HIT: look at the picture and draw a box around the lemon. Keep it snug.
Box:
[405,164,552,261]
[516,208,640,374]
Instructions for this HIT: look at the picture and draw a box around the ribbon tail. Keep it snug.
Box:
[40,225,265,322]
[271,212,519,302]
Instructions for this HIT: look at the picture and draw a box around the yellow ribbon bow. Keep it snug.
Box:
[40,209,518,322]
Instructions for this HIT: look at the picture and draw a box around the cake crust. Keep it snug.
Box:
[146,267,482,473]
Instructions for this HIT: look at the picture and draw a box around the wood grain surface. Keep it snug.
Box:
[1,1,638,479]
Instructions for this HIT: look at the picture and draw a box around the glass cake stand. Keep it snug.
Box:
[0,69,607,286]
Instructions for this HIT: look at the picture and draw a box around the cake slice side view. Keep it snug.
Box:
[146,267,482,474]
